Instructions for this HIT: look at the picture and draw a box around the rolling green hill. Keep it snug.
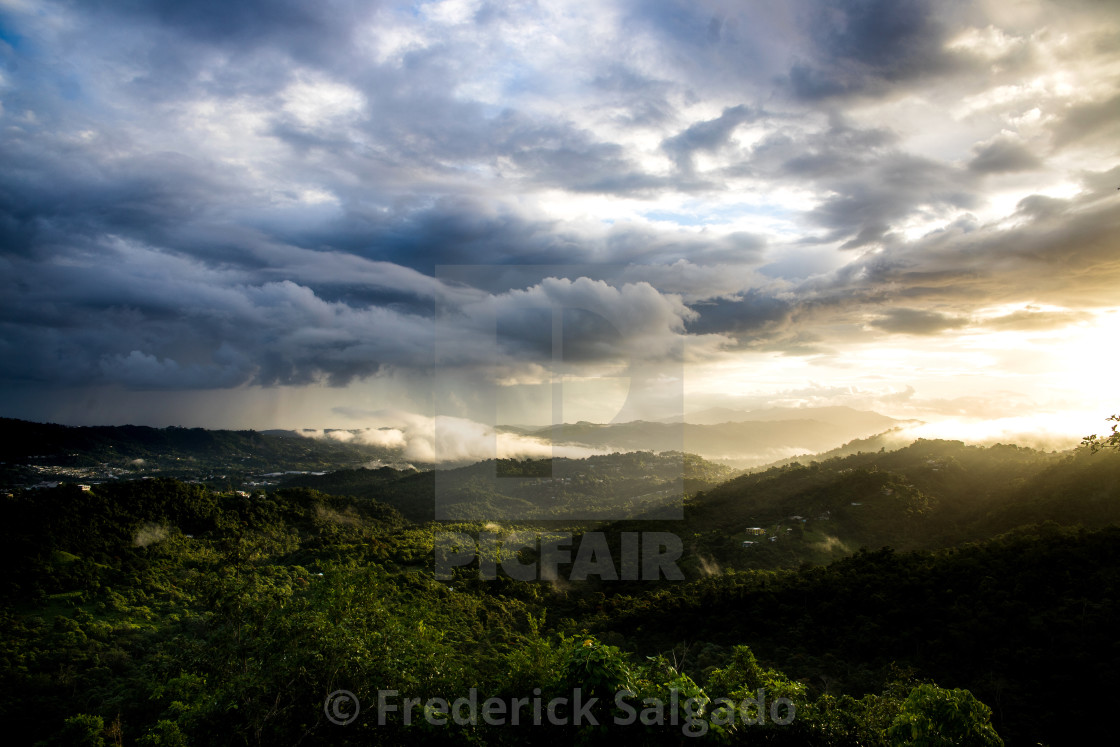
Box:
[4,418,1120,745]
[279,451,736,522]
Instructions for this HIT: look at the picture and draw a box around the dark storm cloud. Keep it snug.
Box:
[74,0,367,61]
[795,165,1120,315]
[628,0,965,105]
[1,0,1119,406]
[684,292,794,339]
[366,198,581,270]
[0,195,720,391]
[806,153,977,249]
[0,239,442,390]
[262,79,666,199]
[0,136,246,259]
[707,115,919,250]
[787,0,962,100]
[0,0,969,278]
[768,119,897,179]
[679,289,833,355]
[678,162,1120,357]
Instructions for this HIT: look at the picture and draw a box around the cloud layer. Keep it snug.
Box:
[1,0,1118,427]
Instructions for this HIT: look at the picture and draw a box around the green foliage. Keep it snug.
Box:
[52,714,106,747]
[136,720,188,747]
[560,637,635,700]
[1082,413,1120,453]
[666,437,1120,572]
[7,419,1120,746]
[886,684,1002,746]
[706,645,807,704]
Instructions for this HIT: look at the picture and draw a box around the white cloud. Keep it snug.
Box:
[281,73,366,129]
[946,25,1026,61]
[301,410,605,463]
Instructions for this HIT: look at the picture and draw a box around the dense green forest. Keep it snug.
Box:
[3,422,1119,745]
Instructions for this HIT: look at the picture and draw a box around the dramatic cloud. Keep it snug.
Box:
[788,0,960,100]
[0,0,1118,432]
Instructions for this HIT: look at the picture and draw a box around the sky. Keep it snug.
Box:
[1,0,1119,451]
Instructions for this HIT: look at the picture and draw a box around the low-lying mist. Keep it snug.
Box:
[298,411,607,465]
[297,408,1101,470]
[898,413,1092,452]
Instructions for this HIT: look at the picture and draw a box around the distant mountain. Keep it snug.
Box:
[529,408,908,467]
[674,405,905,429]
[746,426,920,471]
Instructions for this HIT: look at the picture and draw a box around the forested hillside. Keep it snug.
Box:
[278,451,734,522]
[0,418,397,489]
[671,440,1120,569]
[2,429,1119,745]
